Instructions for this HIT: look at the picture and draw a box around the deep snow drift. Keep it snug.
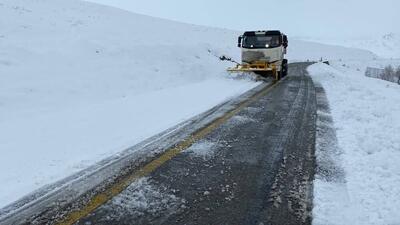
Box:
[309,60,400,225]
[0,0,375,208]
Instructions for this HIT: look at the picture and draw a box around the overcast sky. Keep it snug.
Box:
[85,0,399,38]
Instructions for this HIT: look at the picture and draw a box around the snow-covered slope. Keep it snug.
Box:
[0,0,256,208]
[310,60,400,225]
[299,33,400,59]
[287,39,376,61]
[0,0,376,208]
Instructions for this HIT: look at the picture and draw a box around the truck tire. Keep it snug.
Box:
[276,71,281,80]
[282,59,288,77]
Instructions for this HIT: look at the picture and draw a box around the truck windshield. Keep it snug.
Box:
[242,35,281,49]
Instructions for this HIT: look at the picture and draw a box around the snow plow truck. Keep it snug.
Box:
[227,30,288,80]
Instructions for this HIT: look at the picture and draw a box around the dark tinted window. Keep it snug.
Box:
[242,35,281,49]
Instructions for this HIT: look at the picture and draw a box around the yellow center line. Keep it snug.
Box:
[57,80,280,225]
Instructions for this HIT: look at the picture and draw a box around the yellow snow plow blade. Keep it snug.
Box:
[227,62,275,72]
[227,62,279,80]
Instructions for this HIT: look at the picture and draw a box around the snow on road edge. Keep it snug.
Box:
[309,62,400,225]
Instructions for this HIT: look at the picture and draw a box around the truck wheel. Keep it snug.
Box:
[276,71,281,80]
[282,59,288,77]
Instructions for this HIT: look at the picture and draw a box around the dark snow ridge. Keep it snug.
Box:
[313,83,345,183]
[311,81,351,225]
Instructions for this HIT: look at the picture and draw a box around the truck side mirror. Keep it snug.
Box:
[283,35,288,48]
[238,36,242,48]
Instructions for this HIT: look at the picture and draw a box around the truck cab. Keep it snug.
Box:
[236,30,288,78]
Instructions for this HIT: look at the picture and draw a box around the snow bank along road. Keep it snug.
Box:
[0,62,317,225]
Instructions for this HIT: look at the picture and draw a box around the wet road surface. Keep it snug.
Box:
[76,62,317,225]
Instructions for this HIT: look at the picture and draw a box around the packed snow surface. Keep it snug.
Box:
[102,178,183,221]
[0,0,375,208]
[310,60,400,225]
[184,140,218,159]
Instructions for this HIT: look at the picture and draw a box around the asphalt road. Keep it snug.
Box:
[75,62,317,225]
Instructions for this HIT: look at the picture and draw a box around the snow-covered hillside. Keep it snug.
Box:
[310,60,400,225]
[299,33,400,59]
[287,39,376,62]
[0,0,376,208]
[0,0,252,208]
